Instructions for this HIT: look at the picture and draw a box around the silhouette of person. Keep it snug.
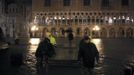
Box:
[78,36,99,73]
[67,32,74,46]
[35,37,55,66]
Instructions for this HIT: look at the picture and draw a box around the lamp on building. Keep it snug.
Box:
[92,25,100,38]
[31,25,38,37]
[93,25,100,31]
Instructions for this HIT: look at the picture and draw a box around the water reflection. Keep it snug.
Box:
[29,38,40,53]
[29,38,40,45]
[91,39,104,54]
[25,38,105,75]
[24,38,41,75]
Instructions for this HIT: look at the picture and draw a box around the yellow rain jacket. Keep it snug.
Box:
[49,36,56,46]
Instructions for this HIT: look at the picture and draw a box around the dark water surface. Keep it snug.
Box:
[1,38,134,75]
[27,38,134,75]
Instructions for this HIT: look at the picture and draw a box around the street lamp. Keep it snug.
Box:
[31,25,38,31]
[31,25,38,37]
[92,25,100,38]
[93,25,100,31]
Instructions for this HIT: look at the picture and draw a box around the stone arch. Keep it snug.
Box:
[91,16,95,23]
[87,16,90,25]
[76,28,81,35]
[118,27,125,38]
[100,28,107,38]
[96,16,99,23]
[59,28,65,37]
[42,16,46,24]
[92,30,99,38]
[126,28,133,38]
[75,16,78,25]
[51,27,56,36]
[79,16,82,25]
[109,28,116,38]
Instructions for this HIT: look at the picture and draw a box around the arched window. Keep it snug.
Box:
[100,28,107,38]
[76,28,81,35]
[126,28,133,38]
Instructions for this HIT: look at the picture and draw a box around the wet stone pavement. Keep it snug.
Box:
[1,38,134,75]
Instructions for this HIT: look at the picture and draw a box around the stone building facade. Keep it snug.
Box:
[0,0,6,38]
[4,0,31,38]
[32,0,134,38]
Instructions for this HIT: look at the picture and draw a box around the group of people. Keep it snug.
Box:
[35,33,99,73]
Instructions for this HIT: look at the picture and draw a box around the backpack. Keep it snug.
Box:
[35,38,55,58]
[45,43,55,57]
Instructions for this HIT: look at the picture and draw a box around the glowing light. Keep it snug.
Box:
[113,17,116,20]
[122,16,125,19]
[59,16,61,19]
[91,39,103,53]
[67,17,69,19]
[93,25,100,31]
[126,17,130,20]
[36,27,39,31]
[45,17,49,22]
[54,16,57,20]
[29,38,40,45]
[62,17,65,20]
[28,38,40,53]
[31,26,37,31]
[29,45,38,53]
[34,16,38,24]
[118,16,121,19]
[108,17,113,24]
[132,19,134,22]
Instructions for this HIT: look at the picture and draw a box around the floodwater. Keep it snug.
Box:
[25,38,134,75]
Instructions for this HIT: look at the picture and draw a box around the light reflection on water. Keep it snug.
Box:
[91,39,104,54]
[26,38,105,74]
[29,38,40,53]
[91,39,104,67]
[29,38,41,45]
[29,45,38,53]
[28,38,104,55]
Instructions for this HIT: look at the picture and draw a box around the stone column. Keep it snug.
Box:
[81,16,84,25]
[65,17,67,25]
[85,17,88,25]
[78,16,80,25]
[115,31,118,38]
[124,30,127,38]
[107,30,109,38]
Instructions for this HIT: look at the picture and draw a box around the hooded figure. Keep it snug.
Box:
[35,37,55,64]
[78,36,99,70]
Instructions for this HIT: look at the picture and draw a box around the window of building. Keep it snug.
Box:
[56,13,59,15]
[101,0,110,7]
[83,0,90,6]
[87,16,90,23]
[44,0,51,7]
[63,0,70,6]
[121,0,129,6]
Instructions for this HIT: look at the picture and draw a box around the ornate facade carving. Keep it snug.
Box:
[31,0,134,38]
